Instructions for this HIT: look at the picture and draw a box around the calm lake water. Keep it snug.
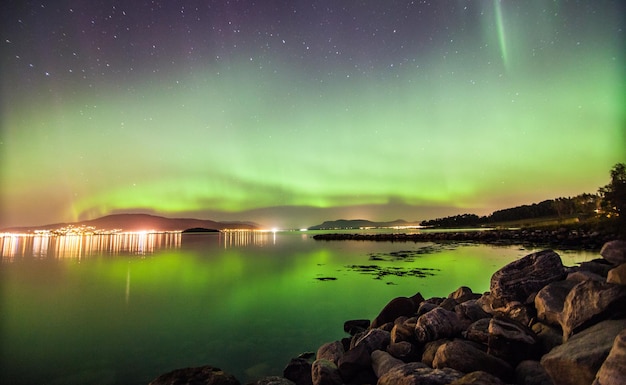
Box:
[0,230,597,385]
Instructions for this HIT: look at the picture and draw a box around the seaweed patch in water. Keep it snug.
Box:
[367,244,458,262]
[346,264,439,280]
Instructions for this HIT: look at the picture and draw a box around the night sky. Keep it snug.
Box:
[1,1,624,230]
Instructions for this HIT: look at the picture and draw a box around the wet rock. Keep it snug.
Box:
[531,322,562,355]
[353,328,390,353]
[600,240,626,265]
[540,319,626,385]
[515,360,554,385]
[370,350,404,378]
[343,319,369,336]
[417,302,438,317]
[316,341,344,365]
[415,307,465,343]
[560,279,626,340]
[422,339,450,367]
[449,286,480,303]
[387,341,421,362]
[607,263,626,285]
[439,298,458,311]
[449,371,506,385]
[592,328,626,385]
[464,318,491,345]
[534,280,577,327]
[371,296,418,329]
[577,259,613,278]
[433,339,514,381]
[337,344,370,382]
[487,316,538,365]
[391,317,417,343]
[311,359,342,385]
[490,250,565,303]
[148,365,241,385]
[455,299,491,324]
[253,376,296,385]
[377,362,464,385]
[283,358,313,385]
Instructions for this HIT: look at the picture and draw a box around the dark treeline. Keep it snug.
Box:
[420,193,602,228]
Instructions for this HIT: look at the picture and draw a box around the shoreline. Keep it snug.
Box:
[312,227,617,250]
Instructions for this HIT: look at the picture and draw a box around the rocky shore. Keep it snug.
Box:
[149,240,626,385]
[312,228,616,250]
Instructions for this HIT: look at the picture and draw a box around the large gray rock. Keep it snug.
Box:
[464,318,491,345]
[370,350,404,378]
[377,362,464,385]
[515,360,554,385]
[490,250,566,303]
[607,263,626,285]
[311,359,342,385]
[534,280,577,327]
[316,341,344,365]
[149,365,241,385]
[415,307,465,343]
[559,279,626,340]
[600,240,626,265]
[432,339,514,381]
[540,319,626,385]
[593,328,626,385]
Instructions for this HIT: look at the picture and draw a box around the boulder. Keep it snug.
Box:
[391,317,417,343]
[449,371,506,385]
[566,270,605,283]
[371,297,418,329]
[490,250,565,303]
[449,286,480,303]
[387,341,421,362]
[422,339,450,367]
[343,319,370,336]
[370,350,404,378]
[607,263,626,285]
[487,316,538,365]
[311,359,342,385]
[253,377,296,385]
[577,259,614,278]
[433,339,514,381]
[515,360,554,385]
[600,240,626,265]
[455,299,490,324]
[534,280,577,327]
[593,328,626,385]
[417,302,438,317]
[316,341,344,365]
[439,298,458,311]
[283,358,313,385]
[560,279,626,340]
[531,322,562,355]
[352,328,390,353]
[337,344,370,382]
[464,318,491,345]
[148,365,240,385]
[377,362,464,385]
[415,307,465,343]
[540,319,626,385]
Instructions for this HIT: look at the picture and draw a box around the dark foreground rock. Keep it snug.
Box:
[150,240,626,385]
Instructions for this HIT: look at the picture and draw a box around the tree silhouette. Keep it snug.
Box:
[599,163,626,222]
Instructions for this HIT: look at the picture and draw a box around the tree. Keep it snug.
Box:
[599,163,626,220]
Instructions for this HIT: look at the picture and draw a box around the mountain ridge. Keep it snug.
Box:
[307,218,421,230]
[0,213,259,233]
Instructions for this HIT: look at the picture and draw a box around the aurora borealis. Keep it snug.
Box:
[1,1,624,229]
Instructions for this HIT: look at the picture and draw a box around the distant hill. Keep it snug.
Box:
[1,213,259,233]
[307,219,422,230]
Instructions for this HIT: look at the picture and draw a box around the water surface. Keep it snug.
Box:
[0,230,596,384]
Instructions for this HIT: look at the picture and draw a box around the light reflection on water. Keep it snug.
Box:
[0,231,598,385]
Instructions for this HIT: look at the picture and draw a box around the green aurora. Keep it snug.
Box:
[1,1,624,229]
